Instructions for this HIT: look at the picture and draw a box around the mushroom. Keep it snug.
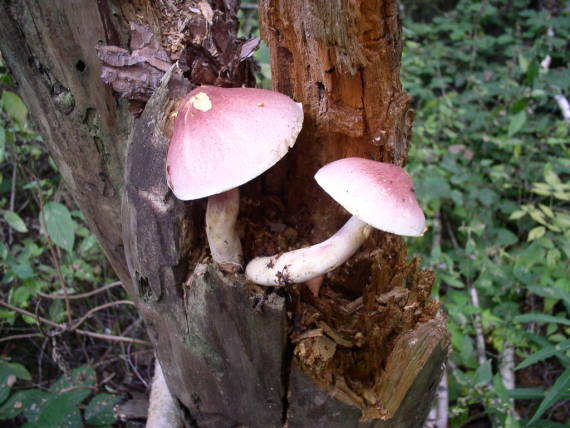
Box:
[245,157,426,286]
[166,86,303,272]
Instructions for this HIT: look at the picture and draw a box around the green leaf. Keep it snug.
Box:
[508,387,570,401]
[475,359,493,385]
[538,204,554,218]
[84,393,121,426]
[25,392,84,428]
[0,361,32,382]
[1,91,28,125]
[10,264,35,280]
[50,365,96,396]
[527,285,570,313]
[515,340,570,370]
[543,164,561,186]
[2,210,28,233]
[0,389,50,420]
[509,210,527,220]
[508,388,547,400]
[528,367,570,425]
[0,127,5,163]
[527,60,539,85]
[518,54,529,73]
[516,313,570,327]
[78,234,99,255]
[43,202,75,253]
[440,273,465,288]
[508,111,526,137]
[48,300,66,324]
[0,360,33,405]
[527,226,545,241]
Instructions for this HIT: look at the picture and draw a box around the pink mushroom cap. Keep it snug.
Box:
[314,158,426,236]
[166,86,303,200]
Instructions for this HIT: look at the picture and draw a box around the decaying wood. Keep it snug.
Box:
[0,1,449,427]
[258,0,449,425]
[260,0,416,240]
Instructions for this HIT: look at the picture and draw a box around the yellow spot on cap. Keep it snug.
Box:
[188,92,212,112]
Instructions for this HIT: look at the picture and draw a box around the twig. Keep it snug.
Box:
[540,30,570,122]
[500,345,520,420]
[76,330,148,346]
[38,281,122,300]
[554,95,570,121]
[500,345,516,390]
[0,300,150,346]
[0,332,42,344]
[431,211,442,254]
[127,347,150,388]
[442,211,460,249]
[8,162,17,245]
[467,280,487,366]
[68,300,135,331]
[93,349,153,368]
[60,384,97,394]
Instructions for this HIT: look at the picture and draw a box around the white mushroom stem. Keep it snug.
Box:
[246,216,372,286]
[206,188,243,272]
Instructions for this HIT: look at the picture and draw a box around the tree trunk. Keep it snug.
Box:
[0,1,448,427]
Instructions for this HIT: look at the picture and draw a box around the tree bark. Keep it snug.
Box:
[0,1,448,427]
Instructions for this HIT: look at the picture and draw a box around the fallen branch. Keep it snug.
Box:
[38,281,122,300]
[0,300,150,346]
[68,300,135,331]
[0,332,42,344]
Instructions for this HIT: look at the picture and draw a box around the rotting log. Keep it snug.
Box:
[0,1,449,427]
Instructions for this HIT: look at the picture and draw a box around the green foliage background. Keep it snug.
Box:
[402,0,569,426]
[0,64,138,428]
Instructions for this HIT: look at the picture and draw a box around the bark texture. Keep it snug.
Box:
[0,1,448,427]
[260,0,415,240]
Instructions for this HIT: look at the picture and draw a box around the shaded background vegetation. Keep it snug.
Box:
[0,0,568,427]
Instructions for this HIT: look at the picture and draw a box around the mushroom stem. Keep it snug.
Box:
[206,188,243,272]
[246,216,371,286]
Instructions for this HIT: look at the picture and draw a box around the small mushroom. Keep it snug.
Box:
[166,86,303,271]
[245,157,426,286]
